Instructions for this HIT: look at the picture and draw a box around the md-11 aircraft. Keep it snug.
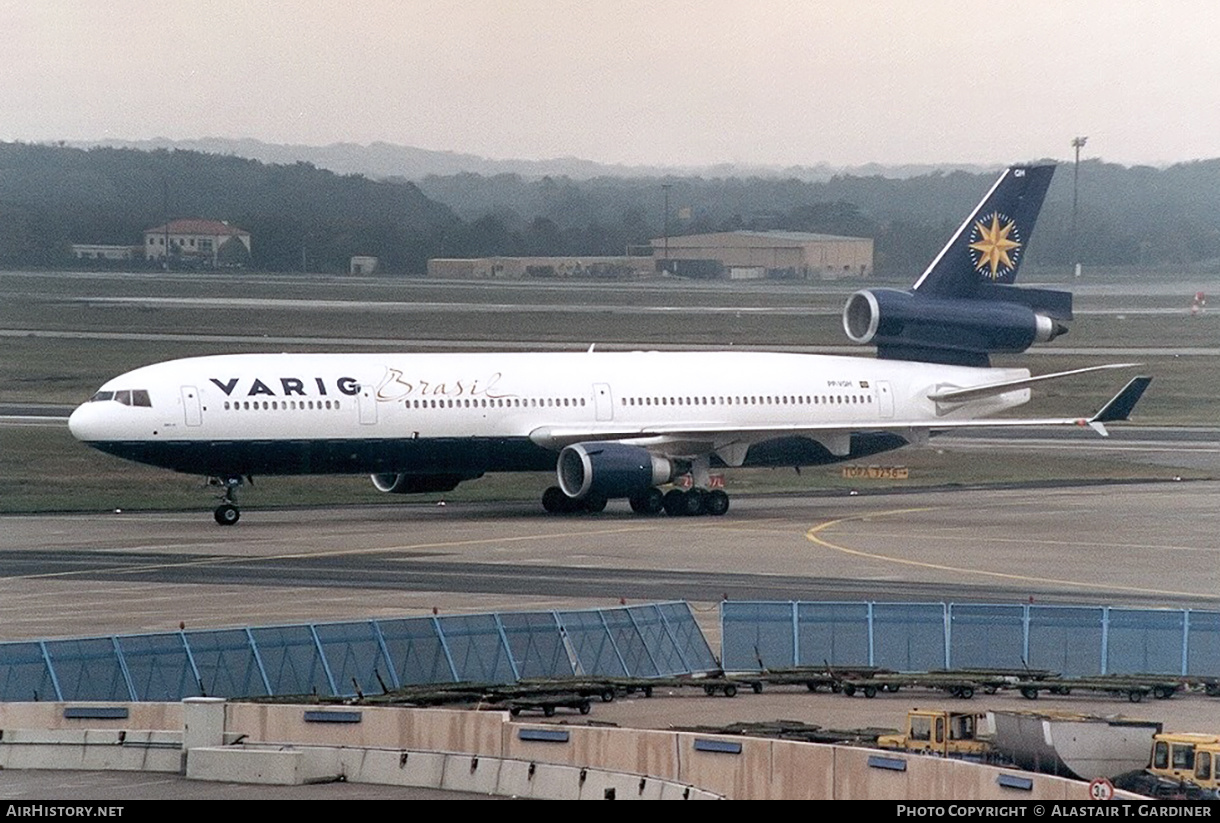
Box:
[70,164,1150,524]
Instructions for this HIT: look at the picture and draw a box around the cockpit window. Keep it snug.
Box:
[88,389,152,407]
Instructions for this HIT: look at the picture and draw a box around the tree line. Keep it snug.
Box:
[2,142,1219,277]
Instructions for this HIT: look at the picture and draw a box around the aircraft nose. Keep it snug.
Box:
[68,402,101,442]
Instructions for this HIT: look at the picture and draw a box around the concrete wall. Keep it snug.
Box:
[0,701,1143,800]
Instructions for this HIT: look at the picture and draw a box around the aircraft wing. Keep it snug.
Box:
[530,376,1152,450]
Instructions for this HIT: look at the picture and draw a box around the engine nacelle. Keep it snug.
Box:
[557,442,674,500]
[370,473,473,494]
[843,288,1066,366]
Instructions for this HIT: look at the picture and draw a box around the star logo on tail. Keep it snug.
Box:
[968,212,1022,280]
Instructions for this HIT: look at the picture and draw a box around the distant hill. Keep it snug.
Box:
[0,142,458,273]
[71,137,995,183]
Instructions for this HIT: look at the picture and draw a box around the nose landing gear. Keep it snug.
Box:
[210,476,245,525]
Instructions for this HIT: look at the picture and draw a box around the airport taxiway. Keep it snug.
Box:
[2,481,1217,642]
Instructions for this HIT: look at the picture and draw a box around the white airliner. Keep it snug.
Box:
[69,164,1150,524]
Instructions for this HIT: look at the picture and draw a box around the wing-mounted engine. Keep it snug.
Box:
[843,286,1070,367]
[557,442,675,500]
[370,472,481,494]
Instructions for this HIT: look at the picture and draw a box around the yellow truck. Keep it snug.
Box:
[877,709,990,760]
[1147,732,1220,794]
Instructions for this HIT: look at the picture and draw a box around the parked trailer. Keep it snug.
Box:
[503,694,593,717]
[1015,676,1181,703]
[751,666,892,693]
[840,673,1007,699]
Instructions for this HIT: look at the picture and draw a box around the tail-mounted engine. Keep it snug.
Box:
[842,285,1071,367]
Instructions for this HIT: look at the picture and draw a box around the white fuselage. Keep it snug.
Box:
[69,350,1030,479]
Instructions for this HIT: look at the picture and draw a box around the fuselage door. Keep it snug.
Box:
[593,383,614,422]
[877,381,894,419]
[358,384,377,425]
[181,386,202,427]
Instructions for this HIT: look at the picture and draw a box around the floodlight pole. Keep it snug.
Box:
[1071,136,1087,277]
[662,183,672,265]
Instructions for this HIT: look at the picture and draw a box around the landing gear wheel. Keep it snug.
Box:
[542,486,573,514]
[663,489,688,516]
[214,504,240,526]
[705,489,730,516]
[683,488,707,516]
[210,475,246,525]
[581,494,608,513]
[629,488,664,515]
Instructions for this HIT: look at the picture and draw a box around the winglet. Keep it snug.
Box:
[1090,376,1152,424]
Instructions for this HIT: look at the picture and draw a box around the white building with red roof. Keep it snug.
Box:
[143,219,251,266]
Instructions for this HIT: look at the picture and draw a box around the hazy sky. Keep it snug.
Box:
[5,0,1218,167]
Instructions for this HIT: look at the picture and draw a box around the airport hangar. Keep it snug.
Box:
[425,229,874,281]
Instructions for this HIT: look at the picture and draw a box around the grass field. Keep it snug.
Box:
[1,269,1215,514]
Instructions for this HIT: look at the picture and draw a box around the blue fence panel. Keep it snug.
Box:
[1027,607,1104,676]
[797,602,871,668]
[314,621,390,698]
[43,638,131,701]
[949,605,1027,670]
[435,614,516,683]
[1106,609,1186,676]
[595,608,655,677]
[248,625,333,697]
[498,612,571,679]
[656,602,718,673]
[12,601,1217,703]
[183,630,268,698]
[116,633,200,701]
[558,609,628,677]
[376,618,454,685]
[872,603,947,671]
[0,642,59,702]
[1186,611,1220,676]
[721,602,796,670]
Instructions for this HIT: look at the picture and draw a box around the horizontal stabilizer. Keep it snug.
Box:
[927,363,1140,404]
[1091,376,1152,424]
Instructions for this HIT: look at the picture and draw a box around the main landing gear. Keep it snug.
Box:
[660,488,730,517]
[541,486,730,517]
[209,476,245,526]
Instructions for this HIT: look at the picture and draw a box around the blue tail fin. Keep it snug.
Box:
[912,164,1055,298]
[842,164,1070,367]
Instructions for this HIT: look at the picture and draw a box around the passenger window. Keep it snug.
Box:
[1197,753,1212,781]
[1172,745,1195,770]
